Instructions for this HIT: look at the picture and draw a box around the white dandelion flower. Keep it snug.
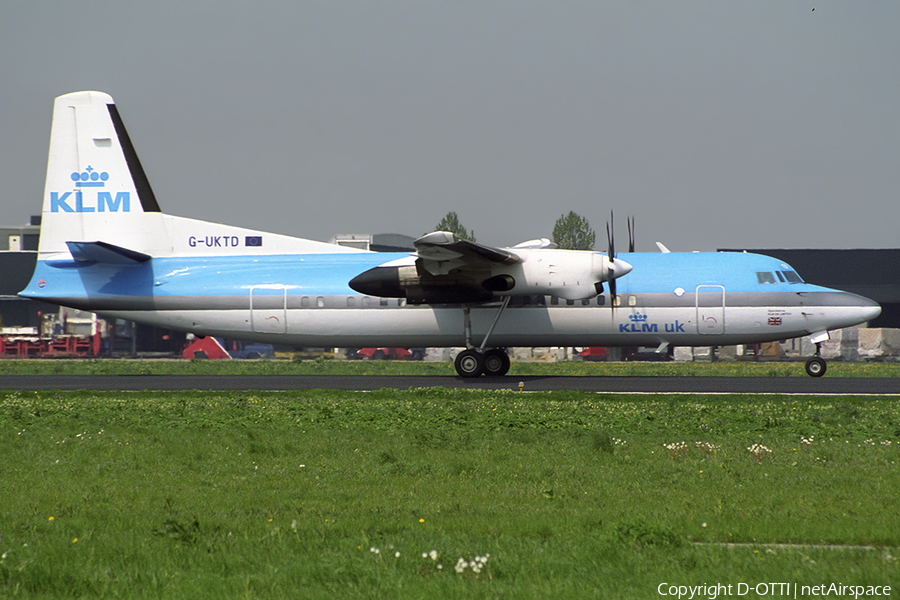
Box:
[455,558,468,573]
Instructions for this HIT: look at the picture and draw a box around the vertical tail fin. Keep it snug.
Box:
[39,91,162,257]
[36,91,367,260]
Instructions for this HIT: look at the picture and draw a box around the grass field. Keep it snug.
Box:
[2,387,898,598]
[0,357,899,377]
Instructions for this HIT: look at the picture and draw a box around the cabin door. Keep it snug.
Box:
[250,285,287,334]
[696,285,725,335]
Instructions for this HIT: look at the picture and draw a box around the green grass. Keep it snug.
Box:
[2,389,899,598]
[0,357,899,377]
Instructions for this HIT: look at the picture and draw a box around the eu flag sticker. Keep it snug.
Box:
[245,236,263,247]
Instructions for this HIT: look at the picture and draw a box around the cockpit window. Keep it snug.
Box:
[781,270,803,283]
[757,270,803,284]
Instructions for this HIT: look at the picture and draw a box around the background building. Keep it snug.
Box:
[1,216,47,330]
[328,233,416,252]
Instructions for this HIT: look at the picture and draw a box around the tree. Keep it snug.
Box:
[432,211,475,242]
[552,211,595,250]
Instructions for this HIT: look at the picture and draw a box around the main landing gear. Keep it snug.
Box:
[455,347,511,377]
[454,298,512,378]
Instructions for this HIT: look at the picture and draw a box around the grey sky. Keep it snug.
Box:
[2,1,898,251]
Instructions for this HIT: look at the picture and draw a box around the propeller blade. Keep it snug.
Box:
[607,211,615,261]
[627,216,635,253]
[607,211,619,307]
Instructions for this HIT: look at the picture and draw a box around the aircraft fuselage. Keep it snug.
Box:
[24,250,880,349]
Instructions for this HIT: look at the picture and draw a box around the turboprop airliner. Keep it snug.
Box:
[19,91,881,377]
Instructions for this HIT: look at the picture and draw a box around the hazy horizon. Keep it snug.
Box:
[3,2,897,251]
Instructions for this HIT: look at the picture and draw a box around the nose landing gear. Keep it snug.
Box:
[805,356,826,377]
[804,340,827,377]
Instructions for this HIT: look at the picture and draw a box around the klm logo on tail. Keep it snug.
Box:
[51,166,130,213]
[72,166,108,187]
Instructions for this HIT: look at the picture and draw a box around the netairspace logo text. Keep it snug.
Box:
[657,582,892,599]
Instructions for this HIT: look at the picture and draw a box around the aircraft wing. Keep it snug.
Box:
[414,231,520,276]
[350,231,630,304]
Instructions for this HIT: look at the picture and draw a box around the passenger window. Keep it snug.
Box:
[756,272,776,284]
[301,296,310,308]
[628,295,637,307]
[316,296,325,308]
[347,297,355,307]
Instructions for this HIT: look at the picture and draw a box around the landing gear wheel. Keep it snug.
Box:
[805,356,827,377]
[482,348,511,377]
[455,349,485,378]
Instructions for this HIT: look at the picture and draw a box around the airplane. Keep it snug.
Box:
[19,91,881,378]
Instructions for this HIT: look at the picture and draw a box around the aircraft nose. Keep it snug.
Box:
[839,292,882,326]
[858,295,882,323]
[807,290,882,332]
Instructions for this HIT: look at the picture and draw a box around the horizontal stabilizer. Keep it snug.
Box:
[66,241,151,264]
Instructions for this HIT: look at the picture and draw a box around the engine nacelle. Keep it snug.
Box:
[348,249,631,304]
[349,263,494,304]
[506,249,625,300]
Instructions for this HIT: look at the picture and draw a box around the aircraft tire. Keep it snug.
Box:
[455,349,485,378]
[805,356,827,377]
[483,348,511,377]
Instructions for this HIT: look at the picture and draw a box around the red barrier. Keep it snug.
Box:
[182,337,231,360]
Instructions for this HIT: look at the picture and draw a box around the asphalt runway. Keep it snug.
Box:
[1,374,898,394]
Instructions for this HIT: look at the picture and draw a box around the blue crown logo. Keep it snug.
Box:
[70,166,109,187]
[628,313,648,322]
